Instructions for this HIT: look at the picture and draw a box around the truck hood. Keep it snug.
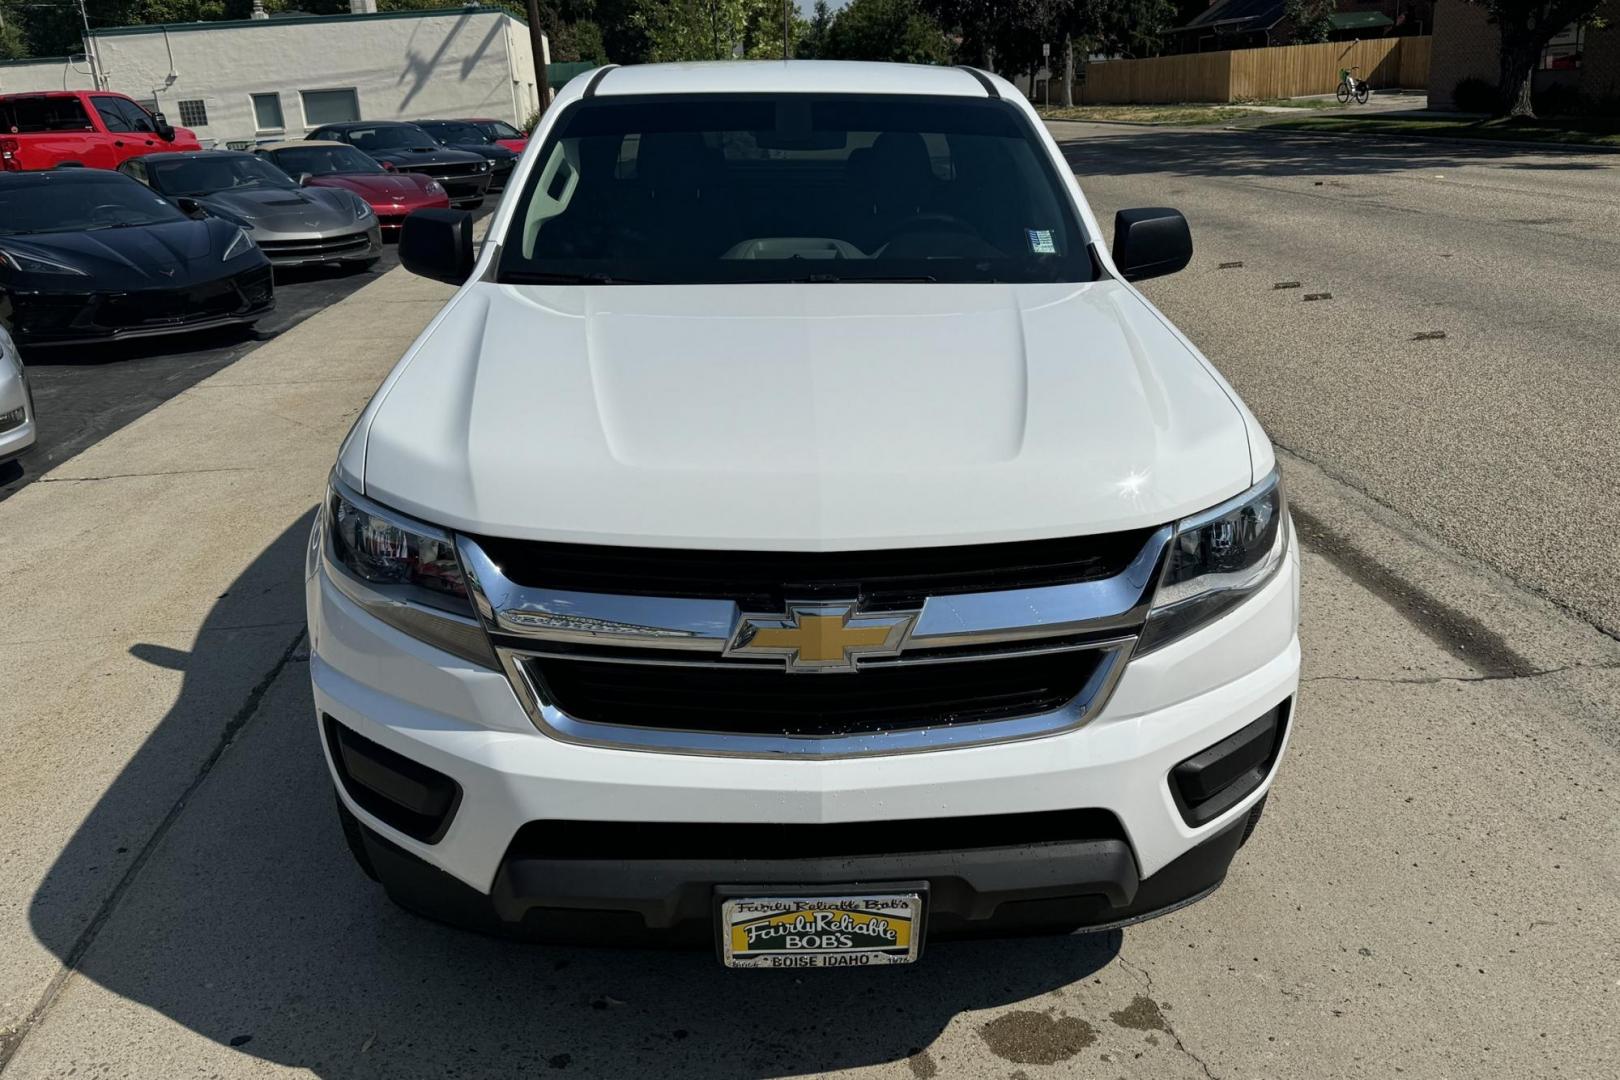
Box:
[359,280,1256,550]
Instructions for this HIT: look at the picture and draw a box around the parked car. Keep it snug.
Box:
[121,151,381,271]
[0,324,34,470]
[310,63,1299,966]
[461,117,528,154]
[253,141,451,238]
[0,169,272,347]
[305,121,491,209]
[0,91,200,171]
[413,120,519,189]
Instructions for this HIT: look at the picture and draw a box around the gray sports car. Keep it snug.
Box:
[121,151,381,270]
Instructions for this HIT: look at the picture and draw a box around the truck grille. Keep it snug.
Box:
[472,529,1158,610]
[523,649,1106,738]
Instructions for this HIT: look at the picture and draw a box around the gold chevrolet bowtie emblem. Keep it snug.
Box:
[725,602,917,673]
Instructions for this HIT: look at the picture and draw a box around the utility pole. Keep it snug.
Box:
[76,0,104,90]
[523,0,550,111]
[783,0,790,60]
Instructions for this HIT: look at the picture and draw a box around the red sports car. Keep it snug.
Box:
[254,140,450,237]
[459,117,529,154]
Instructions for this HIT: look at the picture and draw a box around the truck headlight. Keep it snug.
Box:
[1137,470,1287,654]
[322,479,496,667]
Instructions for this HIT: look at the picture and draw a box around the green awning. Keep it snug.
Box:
[1328,12,1395,30]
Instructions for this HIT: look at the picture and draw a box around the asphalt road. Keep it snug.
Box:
[0,249,399,503]
[1050,121,1620,639]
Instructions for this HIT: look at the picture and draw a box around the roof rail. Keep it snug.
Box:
[956,66,999,99]
[582,65,618,99]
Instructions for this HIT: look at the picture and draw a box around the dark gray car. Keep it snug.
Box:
[121,151,381,270]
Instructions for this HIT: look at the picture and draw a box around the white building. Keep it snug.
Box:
[0,4,547,149]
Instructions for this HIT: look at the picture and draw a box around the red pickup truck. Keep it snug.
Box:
[0,91,201,172]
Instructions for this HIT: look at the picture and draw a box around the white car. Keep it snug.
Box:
[307,61,1300,967]
[0,324,36,470]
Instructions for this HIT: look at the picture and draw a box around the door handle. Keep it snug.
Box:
[114,140,125,147]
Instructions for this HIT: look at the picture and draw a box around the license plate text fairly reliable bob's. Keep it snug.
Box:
[718,891,924,969]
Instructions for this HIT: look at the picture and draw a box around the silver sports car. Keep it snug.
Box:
[121,151,381,270]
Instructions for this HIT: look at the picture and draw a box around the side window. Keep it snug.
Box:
[123,159,148,184]
[92,96,132,133]
[119,99,157,134]
[8,97,93,133]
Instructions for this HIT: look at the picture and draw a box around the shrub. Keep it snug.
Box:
[1451,77,1498,114]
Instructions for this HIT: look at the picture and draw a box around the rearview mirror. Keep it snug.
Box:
[400,208,475,284]
[297,173,314,187]
[175,197,206,218]
[154,112,176,142]
[1112,208,1193,282]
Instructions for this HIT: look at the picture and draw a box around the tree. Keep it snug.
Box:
[822,0,952,64]
[797,0,833,58]
[1282,0,1335,43]
[1464,0,1608,117]
[1,2,30,61]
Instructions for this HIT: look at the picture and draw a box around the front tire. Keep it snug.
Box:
[1336,84,1351,104]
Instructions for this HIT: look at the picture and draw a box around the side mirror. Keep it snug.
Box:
[297,173,314,187]
[154,112,176,142]
[400,208,475,284]
[175,197,207,219]
[1112,208,1192,282]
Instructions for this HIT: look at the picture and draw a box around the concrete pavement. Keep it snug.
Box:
[1,131,1618,1078]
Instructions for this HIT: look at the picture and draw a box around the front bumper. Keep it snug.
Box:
[5,265,274,347]
[257,224,382,267]
[308,524,1301,941]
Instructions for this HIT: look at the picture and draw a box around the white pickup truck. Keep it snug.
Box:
[306,60,1300,968]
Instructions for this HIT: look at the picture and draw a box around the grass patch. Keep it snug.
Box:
[1038,104,1268,125]
[1238,97,1342,109]
[1258,113,1620,147]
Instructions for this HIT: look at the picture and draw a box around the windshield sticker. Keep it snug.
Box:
[1027,229,1057,255]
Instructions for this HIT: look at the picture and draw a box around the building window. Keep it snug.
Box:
[176,99,208,127]
[300,88,360,129]
[1541,25,1584,70]
[251,92,285,133]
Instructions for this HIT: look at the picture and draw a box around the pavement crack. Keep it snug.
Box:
[1303,661,1620,688]
[0,629,307,1074]
[1113,955,1220,1080]
[38,466,256,484]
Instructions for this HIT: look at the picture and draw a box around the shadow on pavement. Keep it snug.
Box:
[26,513,1121,1077]
[1053,125,1618,180]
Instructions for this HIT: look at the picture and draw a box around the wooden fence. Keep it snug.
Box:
[1080,36,1432,105]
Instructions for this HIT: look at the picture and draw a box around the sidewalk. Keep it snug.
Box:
[0,265,454,1063]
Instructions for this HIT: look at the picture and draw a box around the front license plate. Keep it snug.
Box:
[719,891,924,969]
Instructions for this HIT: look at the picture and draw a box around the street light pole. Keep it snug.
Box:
[783,0,790,60]
[523,0,550,112]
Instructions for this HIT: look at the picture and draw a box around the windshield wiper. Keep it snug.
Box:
[503,270,656,285]
[797,274,938,284]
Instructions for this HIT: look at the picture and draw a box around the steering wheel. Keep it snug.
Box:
[885,212,976,241]
[88,203,128,224]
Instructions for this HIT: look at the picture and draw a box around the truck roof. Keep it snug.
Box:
[578,61,1000,102]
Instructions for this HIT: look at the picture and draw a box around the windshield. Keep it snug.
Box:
[498,95,1094,285]
[421,121,489,145]
[345,125,436,151]
[270,144,384,177]
[148,155,296,196]
[478,120,523,140]
[0,176,186,235]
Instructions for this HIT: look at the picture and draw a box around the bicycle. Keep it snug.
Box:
[1337,66,1371,105]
